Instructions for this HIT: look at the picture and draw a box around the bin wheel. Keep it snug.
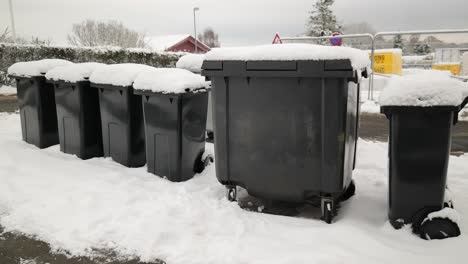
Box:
[444,200,454,209]
[340,180,356,202]
[420,217,460,240]
[321,199,335,224]
[226,185,237,202]
[207,131,214,140]
[195,154,214,174]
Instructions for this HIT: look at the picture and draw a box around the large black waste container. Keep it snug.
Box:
[133,68,210,181]
[89,64,151,167]
[202,59,365,223]
[382,105,466,239]
[7,59,73,148]
[46,63,104,159]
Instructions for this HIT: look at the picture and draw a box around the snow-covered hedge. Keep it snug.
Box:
[0,43,182,86]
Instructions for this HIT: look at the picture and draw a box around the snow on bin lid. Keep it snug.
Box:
[133,68,209,94]
[89,63,155,87]
[7,59,73,77]
[379,70,468,107]
[45,62,105,82]
[204,43,370,69]
[176,54,205,73]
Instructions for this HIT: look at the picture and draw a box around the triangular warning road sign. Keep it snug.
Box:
[272,33,282,44]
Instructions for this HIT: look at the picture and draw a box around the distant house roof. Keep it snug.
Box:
[145,34,210,53]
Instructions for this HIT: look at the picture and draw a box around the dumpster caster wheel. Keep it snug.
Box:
[321,198,335,224]
[419,216,460,240]
[226,186,237,202]
[340,180,356,201]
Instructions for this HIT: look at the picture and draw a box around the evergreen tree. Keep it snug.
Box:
[413,43,431,55]
[393,34,404,51]
[306,0,341,37]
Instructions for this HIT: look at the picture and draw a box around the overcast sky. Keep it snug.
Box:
[1,0,467,46]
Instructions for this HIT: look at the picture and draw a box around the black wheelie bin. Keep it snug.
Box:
[7,59,73,148]
[46,63,104,159]
[89,63,154,167]
[176,54,214,141]
[380,73,468,239]
[202,44,369,223]
[133,68,210,182]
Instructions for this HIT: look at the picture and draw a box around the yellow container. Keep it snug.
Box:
[370,50,402,75]
[432,63,461,76]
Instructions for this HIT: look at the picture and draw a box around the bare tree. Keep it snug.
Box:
[30,36,52,46]
[197,28,220,48]
[67,20,146,48]
[1,27,12,43]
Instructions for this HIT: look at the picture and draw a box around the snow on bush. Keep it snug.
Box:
[45,62,105,82]
[204,43,370,69]
[379,70,468,107]
[133,68,209,94]
[89,63,155,87]
[423,208,461,224]
[176,54,205,73]
[7,59,73,77]
[0,43,182,86]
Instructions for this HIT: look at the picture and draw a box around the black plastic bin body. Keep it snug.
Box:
[202,60,360,203]
[51,80,103,159]
[13,75,59,148]
[134,89,209,182]
[382,106,458,228]
[92,84,146,167]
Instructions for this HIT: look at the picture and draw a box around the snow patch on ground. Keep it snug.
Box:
[0,85,16,95]
[205,44,370,70]
[1,113,468,263]
[45,63,105,83]
[7,59,73,77]
[133,68,209,94]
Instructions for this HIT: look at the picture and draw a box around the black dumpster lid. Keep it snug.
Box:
[201,44,369,70]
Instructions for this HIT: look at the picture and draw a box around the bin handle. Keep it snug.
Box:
[453,96,468,124]
[458,96,468,112]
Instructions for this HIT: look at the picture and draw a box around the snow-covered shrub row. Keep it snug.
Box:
[0,43,182,86]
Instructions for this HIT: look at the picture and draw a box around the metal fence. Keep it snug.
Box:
[281,29,468,100]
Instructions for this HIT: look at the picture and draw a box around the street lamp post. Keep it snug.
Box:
[193,7,199,53]
[8,0,17,42]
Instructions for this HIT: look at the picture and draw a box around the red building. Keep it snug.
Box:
[146,34,210,53]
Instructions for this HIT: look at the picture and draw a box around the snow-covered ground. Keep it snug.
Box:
[0,85,17,95]
[0,112,468,264]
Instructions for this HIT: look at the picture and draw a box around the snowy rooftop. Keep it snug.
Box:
[379,70,468,107]
[45,62,105,82]
[176,54,205,73]
[145,34,191,51]
[89,63,155,87]
[133,68,209,94]
[7,59,73,77]
[204,44,370,69]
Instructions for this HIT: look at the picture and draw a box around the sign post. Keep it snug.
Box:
[330,33,342,46]
[272,33,282,44]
